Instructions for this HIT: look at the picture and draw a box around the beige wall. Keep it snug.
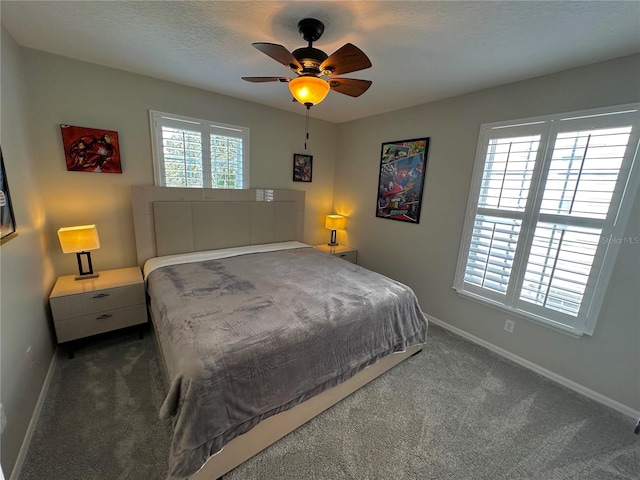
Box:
[333,54,640,410]
[0,26,56,477]
[20,48,338,277]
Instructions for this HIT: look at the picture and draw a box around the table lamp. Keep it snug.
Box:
[57,224,100,280]
[325,214,346,246]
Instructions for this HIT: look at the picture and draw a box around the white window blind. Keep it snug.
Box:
[455,104,640,335]
[150,111,249,189]
[161,126,203,187]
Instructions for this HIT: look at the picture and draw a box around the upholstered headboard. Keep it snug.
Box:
[131,186,305,266]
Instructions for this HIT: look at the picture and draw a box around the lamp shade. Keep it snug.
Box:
[289,76,330,106]
[57,225,100,253]
[325,215,346,231]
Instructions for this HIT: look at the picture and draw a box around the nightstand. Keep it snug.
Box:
[49,267,147,356]
[314,244,358,264]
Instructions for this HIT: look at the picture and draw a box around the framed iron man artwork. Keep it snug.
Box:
[60,124,122,173]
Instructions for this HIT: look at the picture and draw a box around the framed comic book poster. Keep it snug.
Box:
[60,124,122,173]
[0,146,18,245]
[376,137,429,224]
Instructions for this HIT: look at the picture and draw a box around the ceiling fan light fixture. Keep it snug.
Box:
[289,76,330,107]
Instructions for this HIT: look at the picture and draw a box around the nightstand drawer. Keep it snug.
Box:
[54,304,147,343]
[334,250,357,263]
[50,283,144,319]
[313,244,358,264]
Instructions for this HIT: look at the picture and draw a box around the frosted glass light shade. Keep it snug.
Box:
[58,225,100,253]
[289,76,330,106]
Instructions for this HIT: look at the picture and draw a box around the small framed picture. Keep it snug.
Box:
[293,153,312,182]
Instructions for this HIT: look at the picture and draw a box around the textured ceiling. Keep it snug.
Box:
[2,1,639,123]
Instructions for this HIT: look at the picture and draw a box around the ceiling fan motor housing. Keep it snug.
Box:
[292,47,328,75]
[293,19,329,75]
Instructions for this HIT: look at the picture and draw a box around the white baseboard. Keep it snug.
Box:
[427,315,640,420]
[9,347,58,480]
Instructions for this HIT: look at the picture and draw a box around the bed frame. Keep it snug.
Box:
[131,186,422,479]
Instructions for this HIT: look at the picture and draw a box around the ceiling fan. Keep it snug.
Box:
[242,18,372,109]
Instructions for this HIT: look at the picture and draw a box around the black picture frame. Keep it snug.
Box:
[375,137,430,224]
[0,146,18,244]
[293,153,313,182]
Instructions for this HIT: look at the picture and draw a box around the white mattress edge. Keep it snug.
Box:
[143,241,312,279]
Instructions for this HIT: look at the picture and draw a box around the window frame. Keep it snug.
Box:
[149,110,250,189]
[454,103,640,336]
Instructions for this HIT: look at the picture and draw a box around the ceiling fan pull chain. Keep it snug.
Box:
[304,106,310,150]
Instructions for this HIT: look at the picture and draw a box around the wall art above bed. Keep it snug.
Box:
[60,124,122,173]
[376,137,429,224]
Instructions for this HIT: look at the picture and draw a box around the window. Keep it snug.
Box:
[454,104,640,335]
[149,110,249,189]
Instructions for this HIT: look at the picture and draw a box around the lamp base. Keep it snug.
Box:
[328,229,338,247]
[75,272,99,281]
[75,251,98,280]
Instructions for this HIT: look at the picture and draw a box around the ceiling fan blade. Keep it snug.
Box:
[252,43,302,71]
[329,78,372,97]
[242,76,291,83]
[320,43,372,76]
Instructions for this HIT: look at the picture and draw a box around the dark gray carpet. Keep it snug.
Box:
[19,326,172,480]
[19,324,639,480]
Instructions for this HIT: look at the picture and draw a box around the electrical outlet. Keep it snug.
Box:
[26,346,35,368]
[504,319,515,333]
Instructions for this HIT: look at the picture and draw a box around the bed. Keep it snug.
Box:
[131,186,428,480]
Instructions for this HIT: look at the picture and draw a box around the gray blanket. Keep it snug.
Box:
[147,247,428,479]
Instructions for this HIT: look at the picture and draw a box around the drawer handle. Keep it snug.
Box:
[93,293,110,299]
[96,314,113,320]
[339,254,347,257]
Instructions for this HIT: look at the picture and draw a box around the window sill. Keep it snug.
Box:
[454,288,585,338]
